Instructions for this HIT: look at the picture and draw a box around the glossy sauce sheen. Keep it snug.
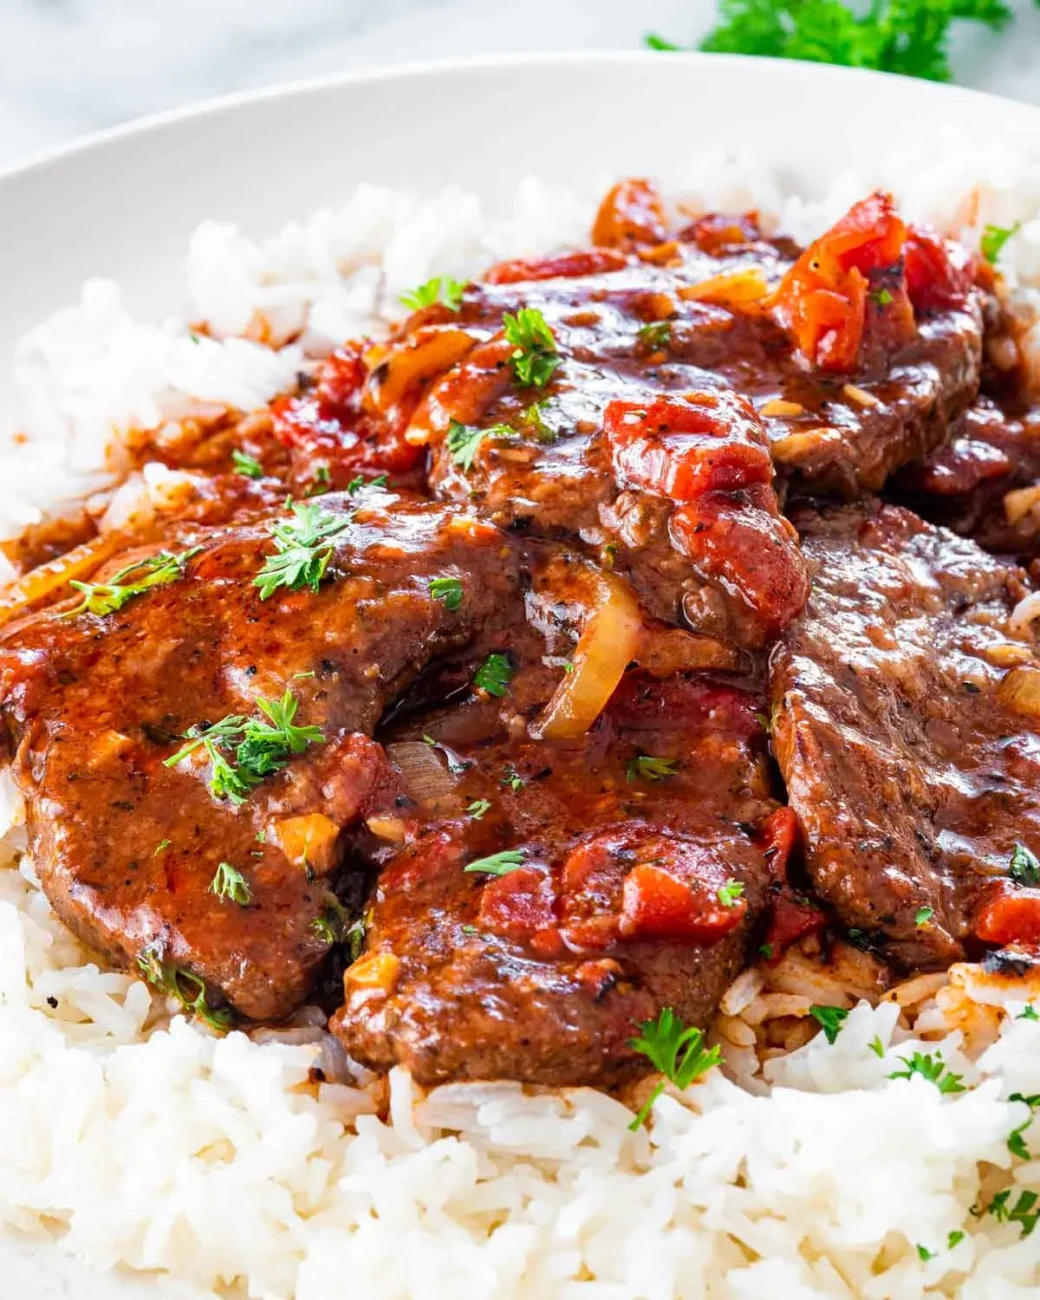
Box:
[0,179,1038,1088]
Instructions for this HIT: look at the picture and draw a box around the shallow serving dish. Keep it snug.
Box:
[2,51,1040,1300]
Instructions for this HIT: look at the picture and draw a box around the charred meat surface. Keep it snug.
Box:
[0,491,523,1019]
[770,501,1040,969]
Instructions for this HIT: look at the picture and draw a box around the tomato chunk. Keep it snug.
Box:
[603,392,773,500]
[619,862,746,944]
[904,225,974,313]
[974,883,1040,947]
[669,490,810,636]
[609,671,762,739]
[592,178,668,250]
[273,343,426,490]
[773,192,909,372]
[485,248,628,284]
[478,865,562,956]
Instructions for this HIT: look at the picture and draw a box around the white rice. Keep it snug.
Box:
[3,141,1040,1298]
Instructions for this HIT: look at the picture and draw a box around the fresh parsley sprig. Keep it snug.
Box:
[502,307,561,388]
[1009,842,1040,886]
[649,0,1016,84]
[463,849,526,876]
[400,276,467,312]
[810,1004,849,1044]
[889,1050,966,1094]
[629,1007,721,1130]
[429,576,464,610]
[473,652,514,697]
[232,449,264,479]
[136,947,231,1032]
[626,755,679,782]
[63,547,199,619]
[165,689,325,804]
[209,861,252,905]
[254,501,352,600]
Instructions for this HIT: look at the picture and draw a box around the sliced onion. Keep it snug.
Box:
[997,665,1040,719]
[364,326,477,413]
[1010,591,1040,637]
[386,741,458,812]
[532,571,644,740]
[678,267,771,311]
[0,532,124,627]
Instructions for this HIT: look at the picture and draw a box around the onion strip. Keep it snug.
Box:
[532,572,643,740]
[0,532,123,628]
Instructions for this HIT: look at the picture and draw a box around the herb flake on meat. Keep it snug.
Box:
[254,501,352,599]
[981,221,1021,265]
[1009,842,1040,886]
[717,878,745,908]
[626,755,679,782]
[473,652,514,697]
[628,1007,721,1130]
[915,905,934,927]
[136,948,231,1032]
[429,576,464,610]
[463,849,526,876]
[231,449,264,478]
[638,320,672,350]
[209,861,252,905]
[64,547,200,618]
[467,799,492,820]
[502,307,560,388]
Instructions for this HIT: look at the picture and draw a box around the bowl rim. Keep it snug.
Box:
[4,48,1040,188]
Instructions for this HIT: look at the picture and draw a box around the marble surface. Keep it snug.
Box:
[2,0,1040,171]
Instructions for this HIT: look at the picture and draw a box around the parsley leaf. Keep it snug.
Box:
[64,547,199,618]
[502,307,560,388]
[658,0,1013,84]
[429,576,463,610]
[628,1007,721,1130]
[209,861,251,905]
[986,1188,1040,1236]
[346,472,389,494]
[869,1035,885,1058]
[1018,1005,1040,1021]
[165,689,324,804]
[717,878,745,909]
[444,420,509,471]
[463,849,526,876]
[638,320,673,350]
[136,948,231,1032]
[915,905,934,927]
[400,276,466,312]
[473,652,513,697]
[626,755,680,782]
[231,449,264,478]
[947,1230,965,1249]
[1009,842,1040,885]
[467,799,492,820]
[888,1050,966,1094]
[254,501,352,600]
[809,1004,850,1044]
[916,1244,936,1261]
[981,221,1021,265]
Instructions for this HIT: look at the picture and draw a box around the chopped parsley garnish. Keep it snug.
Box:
[64,547,199,618]
[846,927,872,951]
[473,652,513,697]
[626,755,679,783]
[628,1007,721,1131]
[1009,842,1040,886]
[154,839,171,855]
[445,420,492,471]
[136,948,231,1032]
[502,307,560,388]
[1008,1122,1032,1160]
[305,464,332,496]
[463,849,526,876]
[915,905,934,927]
[346,472,389,493]
[717,879,745,909]
[888,1050,965,1094]
[345,912,368,961]
[981,221,1021,265]
[758,942,774,959]
[231,449,264,478]
[948,1230,965,1249]
[872,287,894,307]
[254,501,352,599]
[652,0,1014,84]
[429,576,463,610]
[502,765,525,792]
[809,1004,849,1044]
[986,1188,1040,1237]
[164,689,324,804]
[521,400,558,444]
[1018,1004,1039,1021]
[209,861,251,905]
[869,1035,885,1058]
[467,799,492,820]
[638,320,672,350]
[916,1244,936,1262]
[400,275,466,313]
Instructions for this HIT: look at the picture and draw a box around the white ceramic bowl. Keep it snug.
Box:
[2,51,1040,1299]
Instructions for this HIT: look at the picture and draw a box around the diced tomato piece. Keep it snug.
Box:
[559,826,744,950]
[619,862,746,944]
[477,865,562,955]
[608,671,762,740]
[904,225,974,313]
[603,392,773,500]
[761,893,827,964]
[484,248,628,284]
[974,882,1040,947]
[759,807,799,880]
[773,192,908,372]
[669,492,810,636]
[678,212,762,254]
[592,179,668,250]
[272,342,425,489]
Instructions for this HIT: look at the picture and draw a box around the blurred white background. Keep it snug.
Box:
[2,0,1040,170]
